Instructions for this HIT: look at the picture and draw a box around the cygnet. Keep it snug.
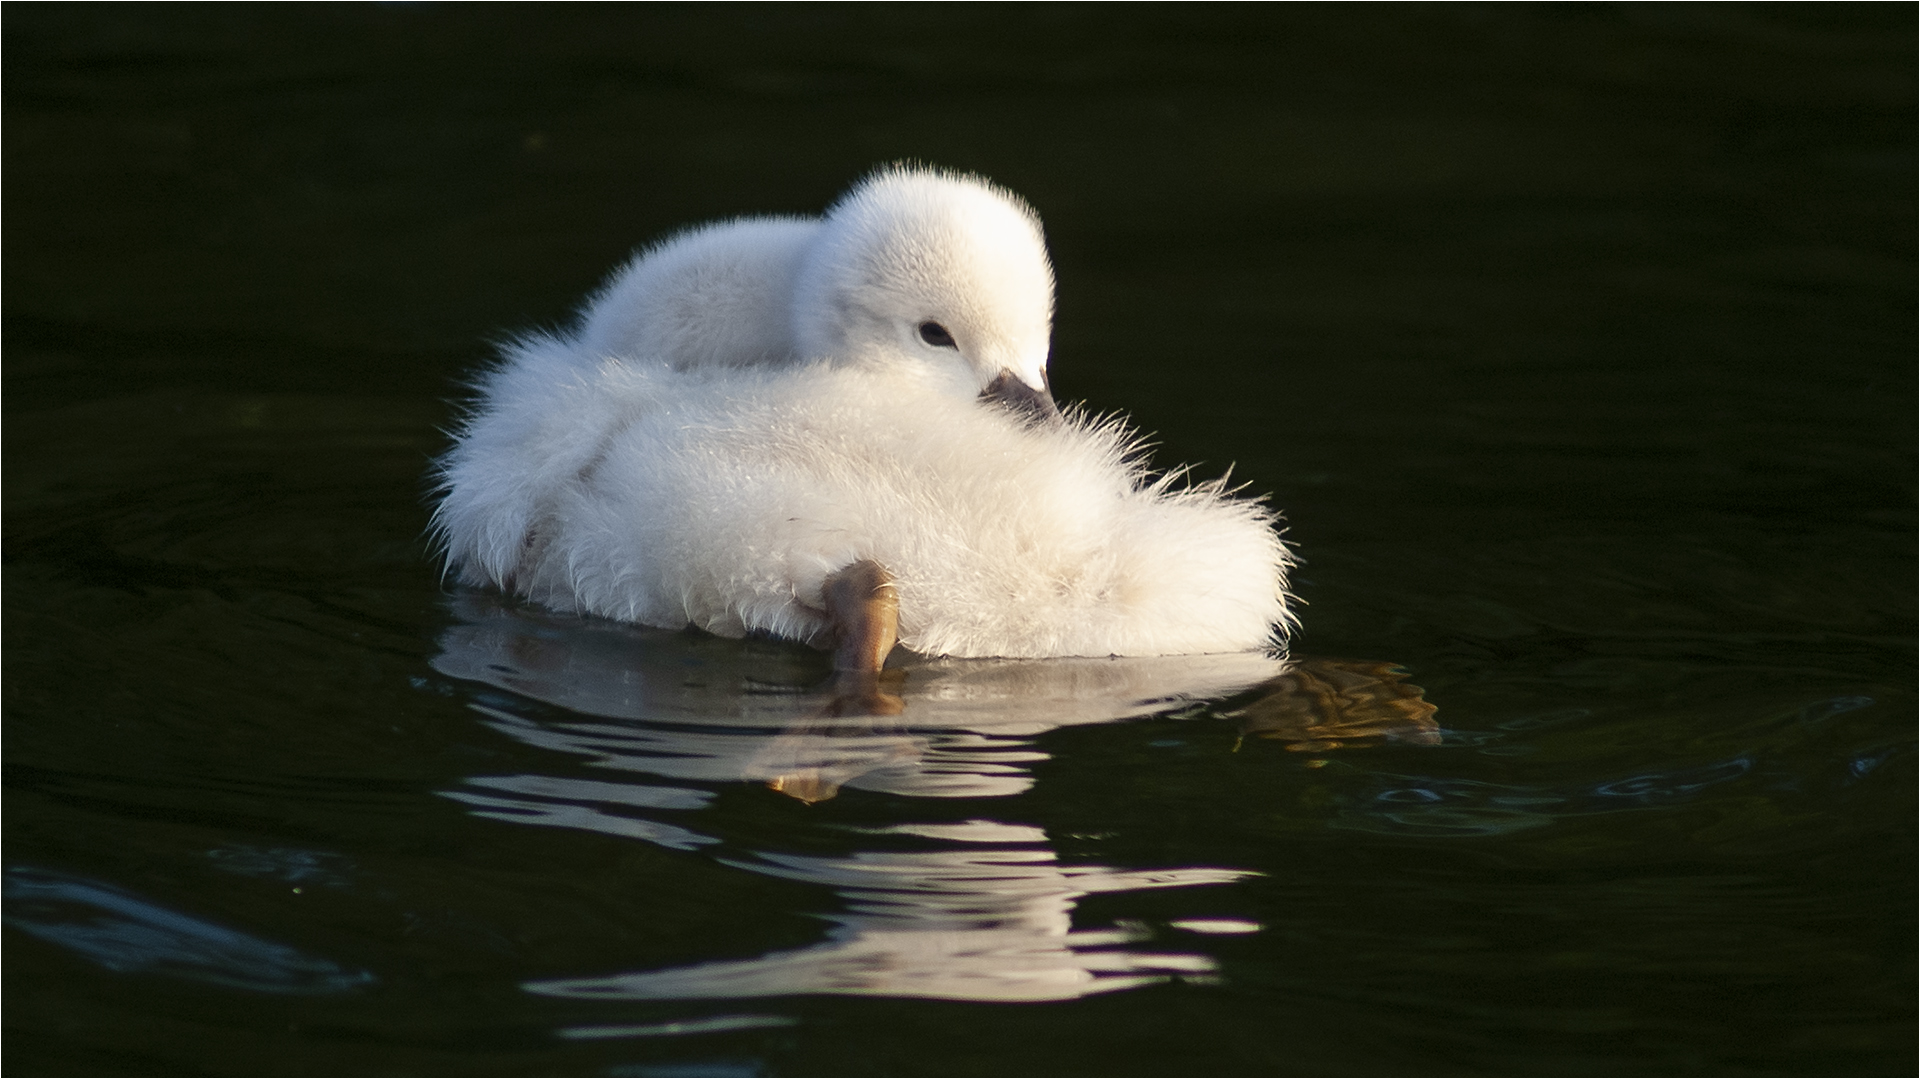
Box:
[432,165,1294,670]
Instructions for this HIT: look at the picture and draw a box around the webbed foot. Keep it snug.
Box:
[822,559,899,675]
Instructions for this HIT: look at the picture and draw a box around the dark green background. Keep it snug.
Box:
[6,6,1914,1075]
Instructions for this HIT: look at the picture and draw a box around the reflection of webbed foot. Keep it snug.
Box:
[1225,658,1439,752]
[766,771,840,805]
[763,670,912,803]
[824,669,906,718]
[759,561,911,802]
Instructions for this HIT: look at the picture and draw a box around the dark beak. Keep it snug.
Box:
[980,369,1063,427]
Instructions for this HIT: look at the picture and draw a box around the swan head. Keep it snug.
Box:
[792,166,1060,424]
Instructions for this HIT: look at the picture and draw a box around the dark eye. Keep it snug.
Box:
[918,321,957,349]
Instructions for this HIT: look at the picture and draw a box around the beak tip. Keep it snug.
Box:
[981,369,1063,426]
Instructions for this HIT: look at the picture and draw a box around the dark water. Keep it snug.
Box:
[6,7,1914,1075]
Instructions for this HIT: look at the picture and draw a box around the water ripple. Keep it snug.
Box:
[1592,758,1753,802]
[4,865,375,994]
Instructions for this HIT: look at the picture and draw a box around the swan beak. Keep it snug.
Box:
[981,369,1063,426]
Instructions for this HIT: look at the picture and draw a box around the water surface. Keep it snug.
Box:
[5,7,1913,1075]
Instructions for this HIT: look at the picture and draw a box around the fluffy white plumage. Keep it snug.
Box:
[433,166,1294,659]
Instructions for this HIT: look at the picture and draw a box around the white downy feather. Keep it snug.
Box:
[434,166,1294,658]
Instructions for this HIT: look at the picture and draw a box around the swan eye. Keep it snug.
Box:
[918,321,957,349]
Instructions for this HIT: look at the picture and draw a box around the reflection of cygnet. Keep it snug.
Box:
[433,165,1293,667]
[431,595,1287,801]
[432,607,1273,1003]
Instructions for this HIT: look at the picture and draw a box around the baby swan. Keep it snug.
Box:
[433,166,1293,671]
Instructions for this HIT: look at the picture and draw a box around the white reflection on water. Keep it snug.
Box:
[532,846,1246,1003]
[430,596,1279,1002]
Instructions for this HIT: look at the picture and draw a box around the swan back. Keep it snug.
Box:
[576,216,818,369]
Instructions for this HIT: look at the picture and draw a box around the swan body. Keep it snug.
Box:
[434,166,1294,660]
